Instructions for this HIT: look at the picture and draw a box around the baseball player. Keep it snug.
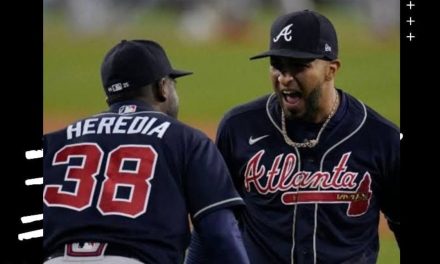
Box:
[191,10,400,264]
[43,40,249,264]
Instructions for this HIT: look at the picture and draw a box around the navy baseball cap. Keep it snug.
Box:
[101,39,192,95]
[250,10,338,60]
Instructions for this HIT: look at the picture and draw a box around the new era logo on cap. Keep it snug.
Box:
[250,10,338,61]
[325,43,332,52]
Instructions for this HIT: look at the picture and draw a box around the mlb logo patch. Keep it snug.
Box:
[118,105,137,114]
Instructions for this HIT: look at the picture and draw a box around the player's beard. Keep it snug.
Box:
[281,85,321,122]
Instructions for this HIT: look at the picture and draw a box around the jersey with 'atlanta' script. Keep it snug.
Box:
[216,89,400,264]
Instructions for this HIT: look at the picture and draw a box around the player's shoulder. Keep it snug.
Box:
[125,109,212,143]
[44,112,110,138]
[345,92,399,139]
[364,105,399,132]
[170,117,211,142]
[43,115,89,140]
[43,115,90,155]
[101,108,211,142]
[219,94,271,127]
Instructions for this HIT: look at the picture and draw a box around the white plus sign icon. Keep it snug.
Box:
[406,17,415,26]
[406,32,415,41]
[407,1,415,10]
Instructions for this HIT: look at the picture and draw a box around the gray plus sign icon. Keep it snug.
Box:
[406,17,415,26]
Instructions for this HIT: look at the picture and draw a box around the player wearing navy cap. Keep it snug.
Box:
[43,39,249,264]
[198,10,399,264]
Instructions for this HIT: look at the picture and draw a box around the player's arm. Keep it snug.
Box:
[380,130,400,248]
[385,215,400,248]
[215,117,243,191]
[387,144,400,248]
[184,132,248,263]
[382,177,400,247]
[383,179,400,248]
[185,208,249,264]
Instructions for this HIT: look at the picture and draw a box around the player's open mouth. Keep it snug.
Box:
[281,90,302,107]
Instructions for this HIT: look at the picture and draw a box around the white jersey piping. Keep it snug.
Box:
[266,94,368,264]
[312,99,367,264]
[193,197,244,219]
[265,93,301,264]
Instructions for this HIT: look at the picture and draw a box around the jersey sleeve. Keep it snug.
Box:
[185,136,244,221]
[185,209,249,264]
[384,148,400,247]
[215,117,242,190]
[378,130,400,247]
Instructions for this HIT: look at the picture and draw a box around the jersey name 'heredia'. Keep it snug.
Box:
[67,115,171,140]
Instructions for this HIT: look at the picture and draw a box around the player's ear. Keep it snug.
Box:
[325,60,341,81]
[152,78,167,102]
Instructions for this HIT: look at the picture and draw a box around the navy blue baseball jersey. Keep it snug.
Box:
[216,89,400,264]
[43,100,244,263]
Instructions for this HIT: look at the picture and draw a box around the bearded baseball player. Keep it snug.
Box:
[210,10,399,264]
[43,40,249,264]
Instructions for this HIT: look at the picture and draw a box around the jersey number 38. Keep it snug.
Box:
[44,143,157,218]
